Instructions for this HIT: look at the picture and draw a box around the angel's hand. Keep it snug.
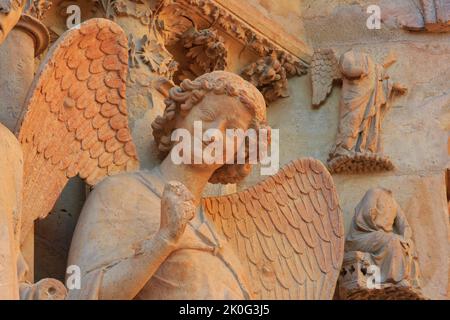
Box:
[158,181,196,246]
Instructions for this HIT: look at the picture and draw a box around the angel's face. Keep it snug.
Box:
[174,93,253,171]
[0,0,25,45]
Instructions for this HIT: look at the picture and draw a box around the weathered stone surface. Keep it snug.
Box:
[241,0,449,300]
[0,0,447,301]
[0,124,22,300]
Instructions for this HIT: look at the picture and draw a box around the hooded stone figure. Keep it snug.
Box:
[345,188,421,287]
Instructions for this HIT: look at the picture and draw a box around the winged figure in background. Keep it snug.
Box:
[67,71,344,300]
[0,18,138,299]
[311,48,407,174]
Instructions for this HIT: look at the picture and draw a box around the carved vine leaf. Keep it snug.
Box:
[158,7,194,46]
[93,0,152,22]
[27,0,52,20]
[181,27,227,74]
[241,51,307,103]
[113,0,153,25]
[137,35,178,78]
[92,0,117,19]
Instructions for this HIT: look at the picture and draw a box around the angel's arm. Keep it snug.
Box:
[74,181,195,300]
[96,229,177,299]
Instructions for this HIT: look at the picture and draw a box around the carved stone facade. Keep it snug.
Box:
[337,188,424,300]
[402,0,450,32]
[0,0,448,301]
[311,49,407,174]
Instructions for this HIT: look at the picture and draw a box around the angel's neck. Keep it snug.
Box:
[158,156,216,206]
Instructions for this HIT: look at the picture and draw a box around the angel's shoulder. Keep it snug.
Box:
[0,123,21,153]
[73,171,161,250]
[95,171,143,190]
[93,170,150,193]
[86,170,161,212]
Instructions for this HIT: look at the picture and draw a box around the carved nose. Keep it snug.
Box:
[0,1,11,14]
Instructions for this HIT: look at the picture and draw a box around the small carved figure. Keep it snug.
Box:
[67,71,345,300]
[338,188,423,300]
[311,49,407,174]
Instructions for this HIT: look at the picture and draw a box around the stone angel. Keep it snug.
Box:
[310,49,408,174]
[67,71,345,300]
[0,18,139,299]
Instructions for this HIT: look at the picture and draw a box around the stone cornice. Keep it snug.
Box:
[171,0,311,67]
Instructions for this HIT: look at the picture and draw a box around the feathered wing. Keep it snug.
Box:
[311,49,341,107]
[202,158,344,300]
[17,18,139,243]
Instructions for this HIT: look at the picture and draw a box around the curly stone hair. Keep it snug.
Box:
[151,71,269,184]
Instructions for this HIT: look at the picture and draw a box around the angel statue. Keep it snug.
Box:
[338,188,423,300]
[0,18,139,299]
[311,49,408,174]
[66,70,345,300]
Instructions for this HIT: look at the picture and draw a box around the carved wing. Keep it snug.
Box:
[17,18,139,243]
[202,158,344,300]
[311,49,341,107]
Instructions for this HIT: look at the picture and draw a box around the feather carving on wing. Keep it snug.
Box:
[311,49,341,107]
[202,158,344,300]
[17,19,139,243]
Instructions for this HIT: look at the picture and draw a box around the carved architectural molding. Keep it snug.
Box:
[179,0,310,63]
[84,1,312,102]
[89,0,311,66]
[92,0,154,24]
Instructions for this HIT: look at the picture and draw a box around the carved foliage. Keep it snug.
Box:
[92,0,153,23]
[135,34,178,78]
[242,51,307,103]
[26,0,52,20]
[181,27,227,74]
